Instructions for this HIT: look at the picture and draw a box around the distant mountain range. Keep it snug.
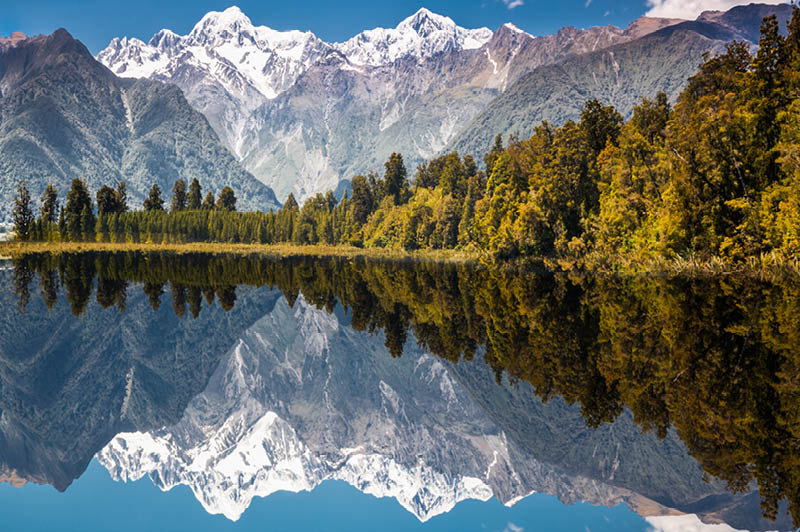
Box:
[0,29,280,220]
[97,3,793,203]
[0,3,792,215]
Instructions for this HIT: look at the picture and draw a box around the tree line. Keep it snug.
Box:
[11,10,800,264]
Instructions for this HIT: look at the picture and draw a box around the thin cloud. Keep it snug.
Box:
[586,0,593,6]
[645,0,788,20]
[502,0,525,9]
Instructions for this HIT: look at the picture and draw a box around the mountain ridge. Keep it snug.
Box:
[0,28,280,219]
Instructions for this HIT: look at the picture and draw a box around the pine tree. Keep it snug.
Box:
[187,178,202,210]
[144,184,165,212]
[40,184,59,224]
[96,185,119,216]
[65,179,93,240]
[216,186,237,211]
[12,181,34,241]
[171,178,187,212]
[202,191,216,210]
[116,181,128,213]
[383,153,409,206]
[484,134,504,176]
[80,205,95,242]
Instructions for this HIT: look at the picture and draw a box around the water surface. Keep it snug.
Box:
[0,252,797,531]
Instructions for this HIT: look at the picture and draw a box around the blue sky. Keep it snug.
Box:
[1,0,787,54]
[0,460,651,532]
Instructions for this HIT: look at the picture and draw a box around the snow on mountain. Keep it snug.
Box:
[334,8,492,66]
[99,6,331,101]
[95,295,682,523]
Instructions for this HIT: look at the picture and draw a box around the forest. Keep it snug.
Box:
[9,10,800,266]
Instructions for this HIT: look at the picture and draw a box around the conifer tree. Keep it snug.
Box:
[171,178,187,212]
[96,185,119,216]
[216,186,237,211]
[144,184,165,212]
[383,153,408,206]
[65,179,93,240]
[116,181,128,213]
[202,191,216,210]
[187,178,202,210]
[12,181,34,241]
[40,184,59,224]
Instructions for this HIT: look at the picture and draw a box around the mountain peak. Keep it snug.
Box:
[192,5,254,36]
[399,8,455,36]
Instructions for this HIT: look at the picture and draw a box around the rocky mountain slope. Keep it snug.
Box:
[0,29,279,220]
[98,7,684,201]
[96,294,784,530]
[447,3,795,158]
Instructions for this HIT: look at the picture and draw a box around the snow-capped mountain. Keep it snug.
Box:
[100,6,681,202]
[99,4,787,205]
[96,295,715,523]
[334,8,492,66]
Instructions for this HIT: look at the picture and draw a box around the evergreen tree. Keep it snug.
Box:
[116,181,128,213]
[96,185,119,216]
[187,178,202,210]
[12,181,34,241]
[202,191,216,210]
[216,186,237,211]
[383,152,408,206]
[350,175,373,225]
[80,205,95,241]
[580,98,623,155]
[484,134,504,176]
[65,179,93,240]
[171,178,187,212]
[144,184,165,212]
[40,184,59,224]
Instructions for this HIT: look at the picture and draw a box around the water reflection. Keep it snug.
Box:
[4,252,800,531]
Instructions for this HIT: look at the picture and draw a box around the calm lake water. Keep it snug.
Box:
[0,252,797,532]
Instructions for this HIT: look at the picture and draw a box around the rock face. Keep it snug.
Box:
[96,295,780,530]
[446,3,796,159]
[0,28,279,221]
[97,7,685,201]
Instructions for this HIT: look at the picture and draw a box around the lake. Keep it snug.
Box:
[0,251,797,532]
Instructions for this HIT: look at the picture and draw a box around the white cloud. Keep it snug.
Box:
[502,0,525,9]
[646,514,744,532]
[645,0,788,20]
[586,0,593,7]
[503,523,524,532]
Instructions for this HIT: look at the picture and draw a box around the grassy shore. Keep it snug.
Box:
[1,241,797,278]
[0,241,480,264]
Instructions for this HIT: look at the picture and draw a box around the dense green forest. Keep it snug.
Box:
[10,250,800,524]
[10,11,800,265]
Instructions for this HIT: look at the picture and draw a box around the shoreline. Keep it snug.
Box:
[0,241,480,264]
[0,241,797,278]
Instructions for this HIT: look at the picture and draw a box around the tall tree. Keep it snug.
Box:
[115,181,128,213]
[171,178,187,212]
[144,184,165,212]
[12,181,34,241]
[65,179,93,239]
[580,98,623,155]
[202,191,216,210]
[383,152,408,206]
[187,178,202,210]
[96,185,119,216]
[40,184,59,224]
[216,186,237,211]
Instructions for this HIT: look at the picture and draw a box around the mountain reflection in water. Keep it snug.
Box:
[2,251,799,531]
